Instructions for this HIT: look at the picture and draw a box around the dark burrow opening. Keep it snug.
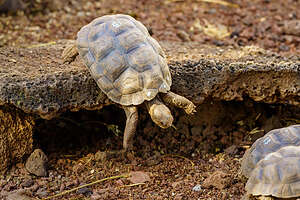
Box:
[33,98,300,161]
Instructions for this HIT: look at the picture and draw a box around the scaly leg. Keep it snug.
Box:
[161,91,196,114]
[61,41,79,63]
[123,106,138,150]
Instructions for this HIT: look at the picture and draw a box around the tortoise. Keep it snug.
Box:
[241,125,300,198]
[62,14,196,150]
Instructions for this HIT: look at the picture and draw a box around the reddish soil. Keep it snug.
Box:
[0,0,299,55]
[0,0,300,199]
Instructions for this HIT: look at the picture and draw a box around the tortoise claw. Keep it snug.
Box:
[184,103,197,115]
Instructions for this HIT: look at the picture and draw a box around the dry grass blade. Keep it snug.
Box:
[171,124,177,130]
[248,127,264,135]
[192,18,230,39]
[26,41,56,48]
[118,183,146,188]
[286,118,300,124]
[197,0,239,8]
[163,154,195,167]
[42,174,130,200]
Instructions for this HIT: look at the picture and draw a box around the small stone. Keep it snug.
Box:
[283,20,300,36]
[128,171,150,184]
[145,154,161,166]
[94,151,110,162]
[7,191,33,200]
[36,187,48,198]
[25,149,48,177]
[76,184,92,196]
[202,170,231,190]
[192,184,202,192]
[177,30,191,42]
[279,44,290,52]
[21,178,33,188]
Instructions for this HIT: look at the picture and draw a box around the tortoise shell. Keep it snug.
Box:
[76,14,172,105]
[245,146,300,198]
[241,125,300,198]
[241,125,300,178]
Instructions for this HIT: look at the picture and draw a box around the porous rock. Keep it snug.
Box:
[0,105,34,174]
[0,40,299,120]
[0,40,299,174]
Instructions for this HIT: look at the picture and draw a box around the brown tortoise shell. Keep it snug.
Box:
[241,125,300,198]
[76,14,172,106]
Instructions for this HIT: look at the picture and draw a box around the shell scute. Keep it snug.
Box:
[96,76,114,94]
[118,30,145,52]
[142,64,163,90]
[101,50,127,81]
[89,34,114,62]
[127,44,157,72]
[88,23,106,42]
[108,18,135,35]
[113,67,142,95]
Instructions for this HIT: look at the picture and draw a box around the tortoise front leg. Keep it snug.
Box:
[122,106,138,150]
[62,41,79,64]
[161,91,196,114]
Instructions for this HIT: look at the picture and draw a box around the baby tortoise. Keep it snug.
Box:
[62,14,196,150]
[241,125,300,199]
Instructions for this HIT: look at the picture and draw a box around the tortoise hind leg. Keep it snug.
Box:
[161,91,196,114]
[62,41,79,63]
[92,106,138,161]
[122,106,138,150]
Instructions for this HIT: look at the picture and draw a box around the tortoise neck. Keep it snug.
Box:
[144,96,163,114]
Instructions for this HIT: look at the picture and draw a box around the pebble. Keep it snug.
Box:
[21,178,33,188]
[279,44,290,52]
[192,184,202,192]
[36,187,48,198]
[176,30,191,42]
[202,170,231,190]
[76,184,92,196]
[7,191,33,200]
[25,149,48,177]
[283,20,300,36]
[128,171,150,184]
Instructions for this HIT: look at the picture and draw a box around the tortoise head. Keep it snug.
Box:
[149,103,173,129]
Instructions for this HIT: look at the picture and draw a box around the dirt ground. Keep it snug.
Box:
[0,0,300,199]
[1,0,300,55]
